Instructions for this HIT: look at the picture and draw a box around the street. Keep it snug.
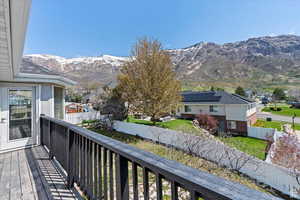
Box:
[257,104,300,123]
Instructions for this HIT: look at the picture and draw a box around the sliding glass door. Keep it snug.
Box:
[8,89,33,140]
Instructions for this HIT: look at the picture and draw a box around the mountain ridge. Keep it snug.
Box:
[22,34,300,89]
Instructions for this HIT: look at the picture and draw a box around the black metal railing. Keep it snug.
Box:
[40,115,281,200]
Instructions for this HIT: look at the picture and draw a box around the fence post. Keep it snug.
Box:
[115,154,129,200]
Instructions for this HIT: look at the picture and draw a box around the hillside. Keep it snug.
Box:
[22,35,300,90]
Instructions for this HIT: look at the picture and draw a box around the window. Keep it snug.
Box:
[248,103,256,110]
[184,105,191,112]
[9,89,32,140]
[54,87,64,119]
[209,105,218,112]
[227,121,237,129]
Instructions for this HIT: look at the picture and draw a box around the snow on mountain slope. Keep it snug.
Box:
[23,35,300,88]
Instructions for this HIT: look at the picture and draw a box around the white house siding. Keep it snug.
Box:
[178,104,226,116]
[0,0,12,80]
[178,103,251,121]
[0,0,32,81]
[40,84,54,117]
[246,103,257,117]
[224,104,248,121]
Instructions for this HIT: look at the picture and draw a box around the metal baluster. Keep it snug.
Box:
[156,174,162,200]
[143,167,149,200]
[171,181,178,200]
[115,154,129,200]
[132,162,139,200]
[109,151,114,200]
[103,148,108,200]
[98,145,103,199]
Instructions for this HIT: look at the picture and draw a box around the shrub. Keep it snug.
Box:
[266,117,272,122]
[270,107,275,111]
[270,134,300,194]
[195,114,218,134]
[276,107,282,111]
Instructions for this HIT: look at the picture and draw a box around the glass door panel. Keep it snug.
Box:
[8,90,32,140]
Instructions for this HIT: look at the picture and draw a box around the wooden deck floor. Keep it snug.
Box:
[0,146,80,200]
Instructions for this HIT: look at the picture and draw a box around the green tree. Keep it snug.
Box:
[210,86,215,91]
[118,38,182,124]
[215,87,225,91]
[273,88,286,101]
[97,85,128,121]
[235,86,246,97]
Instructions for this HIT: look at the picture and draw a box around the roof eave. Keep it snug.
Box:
[14,73,77,86]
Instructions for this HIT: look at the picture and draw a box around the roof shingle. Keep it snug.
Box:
[182,91,255,104]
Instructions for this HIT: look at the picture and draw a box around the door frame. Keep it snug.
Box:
[0,85,39,152]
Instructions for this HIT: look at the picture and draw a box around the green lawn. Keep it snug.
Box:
[262,104,300,117]
[219,136,268,160]
[128,116,269,159]
[253,119,300,131]
[126,116,198,133]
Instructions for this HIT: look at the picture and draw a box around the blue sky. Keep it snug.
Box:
[24,0,300,58]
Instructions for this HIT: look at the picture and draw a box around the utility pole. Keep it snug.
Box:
[292,112,296,132]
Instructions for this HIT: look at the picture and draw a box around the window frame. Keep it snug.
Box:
[184,105,192,112]
[227,120,237,130]
[209,105,218,113]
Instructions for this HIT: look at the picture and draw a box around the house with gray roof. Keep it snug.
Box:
[177,91,257,135]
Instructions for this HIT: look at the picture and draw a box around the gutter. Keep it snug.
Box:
[14,72,77,86]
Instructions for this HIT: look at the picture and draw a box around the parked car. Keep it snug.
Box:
[290,102,300,109]
[261,97,269,105]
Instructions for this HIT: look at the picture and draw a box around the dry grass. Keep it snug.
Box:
[131,141,269,194]
[90,128,271,195]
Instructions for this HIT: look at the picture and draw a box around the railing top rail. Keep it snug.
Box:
[40,115,282,200]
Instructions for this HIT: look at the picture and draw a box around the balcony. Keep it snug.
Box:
[0,115,282,200]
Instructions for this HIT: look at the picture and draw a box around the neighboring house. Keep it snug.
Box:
[65,102,84,113]
[0,0,74,153]
[177,91,257,135]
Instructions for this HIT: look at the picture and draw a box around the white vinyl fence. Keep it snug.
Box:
[114,121,299,199]
[65,111,100,124]
[247,126,275,140]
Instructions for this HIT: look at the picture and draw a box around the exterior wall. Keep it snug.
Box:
[177,104,226,116]
[224,104,247,121]
[0,0,32,81]
[246,103,257,117]
[247,112,257,126]
[228,121,247,135]
[178,103,256,135]
[40,84,54,117]
[0,82,65,151]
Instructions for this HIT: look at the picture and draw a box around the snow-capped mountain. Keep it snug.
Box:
[22,54,129,86]
[22,35,300,88]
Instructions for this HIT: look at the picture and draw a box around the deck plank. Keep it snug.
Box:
[0,152,11,200]
[32,146,78,200]
[9,151,22,200]
[19,150,37,200]
[0,147,79,200]
[25,148,51,200]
